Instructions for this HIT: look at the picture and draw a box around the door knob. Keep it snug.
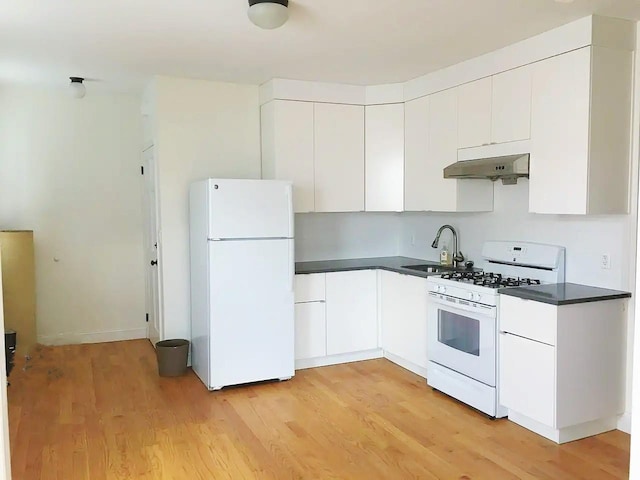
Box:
[150,260,158,266]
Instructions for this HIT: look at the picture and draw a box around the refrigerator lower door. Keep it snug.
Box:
[208,238,294,389]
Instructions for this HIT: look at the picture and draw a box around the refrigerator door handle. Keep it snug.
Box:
[288,240,294,292]
[207,237,292,242]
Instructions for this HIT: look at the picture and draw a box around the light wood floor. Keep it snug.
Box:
[7,340,630,479]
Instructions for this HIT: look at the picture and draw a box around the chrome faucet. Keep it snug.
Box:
[431,225,465,268]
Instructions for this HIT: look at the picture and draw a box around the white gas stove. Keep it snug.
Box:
[426,241,565,418]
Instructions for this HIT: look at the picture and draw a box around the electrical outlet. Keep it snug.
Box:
[411,234,417,246]
[601,254,611,270]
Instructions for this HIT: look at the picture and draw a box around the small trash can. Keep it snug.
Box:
[155,339,189,377]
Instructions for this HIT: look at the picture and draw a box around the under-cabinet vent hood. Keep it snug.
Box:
[443,153,529,185]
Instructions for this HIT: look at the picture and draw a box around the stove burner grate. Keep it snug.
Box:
[439,271,541,289]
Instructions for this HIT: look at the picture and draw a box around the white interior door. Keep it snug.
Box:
[142,146,162,346]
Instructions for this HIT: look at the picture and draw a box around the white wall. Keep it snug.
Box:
[295,213,401,261]
[153,77,261,341]
[0,85,146,344]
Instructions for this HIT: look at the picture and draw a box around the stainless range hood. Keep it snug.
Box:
[443,153,529,185]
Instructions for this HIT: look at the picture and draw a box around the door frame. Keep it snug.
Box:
[142,145,164,345]
[0,251,13,479]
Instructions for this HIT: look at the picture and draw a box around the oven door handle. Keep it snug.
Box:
[429,292,496,317]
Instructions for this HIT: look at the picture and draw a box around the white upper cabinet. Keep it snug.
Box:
[425,89,494,212]
[457,69,532,150]
[491,65,532,144]
[428,88,460,212]
[529,46,632,214]
[405,90,493,212]
[404,95,430,211]
[314,103,365,212]
[261,100,315,213]
[365,103,404,212]
[457,77,492,149]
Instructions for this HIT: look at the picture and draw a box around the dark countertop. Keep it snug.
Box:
[295,256,461,278]
[498,282,631,306]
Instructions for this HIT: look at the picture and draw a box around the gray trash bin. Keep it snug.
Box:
[156,339,189,377]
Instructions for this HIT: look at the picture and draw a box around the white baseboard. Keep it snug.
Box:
[295,349,383,370]
[617,412,632,434]
[383,351,428,379]
[38,328,147,346]
[508,410,618,444]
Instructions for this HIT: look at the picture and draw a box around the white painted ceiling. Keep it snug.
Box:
[1,0,639,92]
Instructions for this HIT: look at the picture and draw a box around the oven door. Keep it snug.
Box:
[427,293,497,387]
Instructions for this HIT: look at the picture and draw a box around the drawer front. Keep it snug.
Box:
[499,295,557,345]
[294,273,326,303]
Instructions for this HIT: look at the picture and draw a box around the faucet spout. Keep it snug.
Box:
[431,225,465,268]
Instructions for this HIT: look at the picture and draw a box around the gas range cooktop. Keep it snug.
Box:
[439,271,542,289]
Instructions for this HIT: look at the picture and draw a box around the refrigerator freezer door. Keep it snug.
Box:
[208,238,295,389]
[208,179,293,240]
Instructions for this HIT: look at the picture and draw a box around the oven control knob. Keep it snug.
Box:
[475,293,481,302]
[441,286,447,294]
[467,292,474,301]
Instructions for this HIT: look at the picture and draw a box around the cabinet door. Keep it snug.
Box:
[261,100,315,213]
[457,77,492,149]
[314,103,365,212]
[365,104,404,212]
[427,88,459,212]
[500,333,556,427]
[491,65,532,144]
[529,47,591,214]
[380,271,428,369]
[404,96,430,211]
[326,270,378,355]
[294,302,326,360]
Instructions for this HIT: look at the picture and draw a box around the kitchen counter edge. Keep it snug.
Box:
[498,282,632,306]
[295,257,444,279]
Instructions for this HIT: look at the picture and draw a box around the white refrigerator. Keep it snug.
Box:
[189,178,295,390]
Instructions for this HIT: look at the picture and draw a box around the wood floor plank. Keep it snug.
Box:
[7,340,631,479]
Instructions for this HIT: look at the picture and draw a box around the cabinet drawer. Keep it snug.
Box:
[294,273,326,303]
[499,295,557,345]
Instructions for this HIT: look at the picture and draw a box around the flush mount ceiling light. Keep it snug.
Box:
[69,77,86,98]
[248,0,289,30]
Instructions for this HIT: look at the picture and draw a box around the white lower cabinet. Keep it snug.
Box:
[499,332,555,427]
[326,270,378,355]
[294,270,380,368]
[294,302,326,360]
[380,270,428,376]
[498,294,626,444]
[294,273,326,361]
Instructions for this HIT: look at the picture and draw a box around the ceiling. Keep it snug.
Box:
[1,0,640,92]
